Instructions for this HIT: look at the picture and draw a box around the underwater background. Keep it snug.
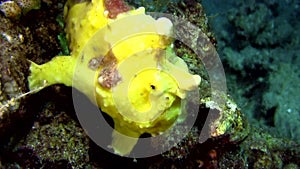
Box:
[0,0,299,168]
[202,0,300,145]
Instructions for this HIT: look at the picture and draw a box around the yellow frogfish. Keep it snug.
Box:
[28,0,201,156]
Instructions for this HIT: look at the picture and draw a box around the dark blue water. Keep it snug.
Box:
[203,0,300,143]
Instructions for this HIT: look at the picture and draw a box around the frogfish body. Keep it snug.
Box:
[28,0,201,155]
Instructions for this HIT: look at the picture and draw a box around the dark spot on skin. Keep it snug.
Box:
[150,85,156,90]
[107,24,112,31]
[80,53,84,63]
[154,49,167,68]
[93,46,99,52]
